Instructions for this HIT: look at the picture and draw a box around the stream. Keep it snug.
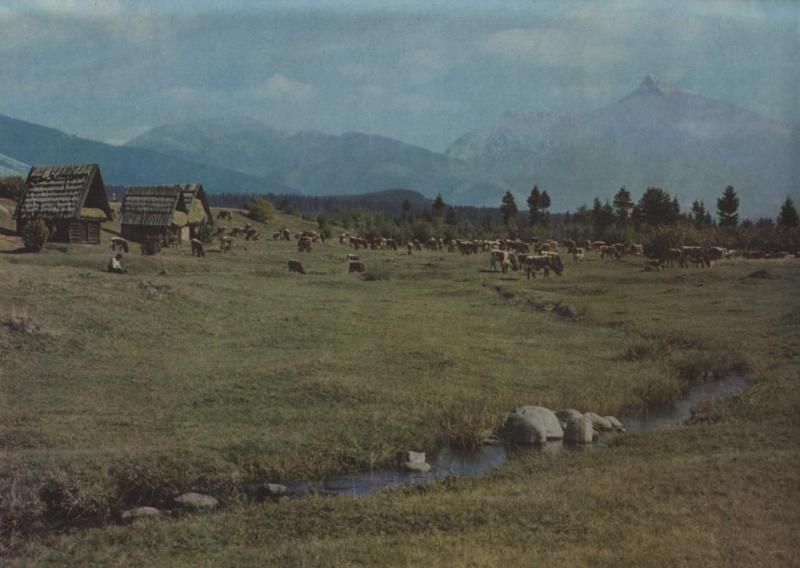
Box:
[282,375,748,498]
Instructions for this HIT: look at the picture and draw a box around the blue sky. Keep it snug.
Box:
[1,0,797,150]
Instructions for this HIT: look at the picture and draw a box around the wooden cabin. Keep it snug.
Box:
[179,184,213,239]
[120,186,190,245]
[14,164,112,244]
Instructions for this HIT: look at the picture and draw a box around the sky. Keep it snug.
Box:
[0,0,797,151]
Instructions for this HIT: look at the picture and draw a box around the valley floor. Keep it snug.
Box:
[1,201,798,566]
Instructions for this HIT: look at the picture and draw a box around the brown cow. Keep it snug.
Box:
[217,210,233,221]
[523,254,564,279]
[663,248,685,268]
[288,259,305,274]
[298,237,313,253]
[220,236,234,253]
[349,260,366,273]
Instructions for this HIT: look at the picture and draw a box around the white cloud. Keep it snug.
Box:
[481,27,629,68]
[250,74,315,101]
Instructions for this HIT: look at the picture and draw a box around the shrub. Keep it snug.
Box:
[22,218,49,252]
[140,234,162,255]
[245,197,276,223]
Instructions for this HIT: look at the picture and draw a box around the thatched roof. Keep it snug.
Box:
[121,186,188,227]
[15,164,112,222]
[179,184,212,224]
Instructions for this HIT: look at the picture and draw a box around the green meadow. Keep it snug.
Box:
[1,200,798,566]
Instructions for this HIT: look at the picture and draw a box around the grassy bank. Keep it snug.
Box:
[1,200,798,564]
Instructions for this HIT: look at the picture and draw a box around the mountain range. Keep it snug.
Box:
[0,75,796,217]
[446,75,799,217]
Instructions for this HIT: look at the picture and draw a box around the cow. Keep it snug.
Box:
[349,260,366,273]
[282,228,291,241]
[288,259,305,274]
[220,236,234,253]
[523,254,564,279]
[600,245,620,260]
[630,243,644,256]
[217,210,233,221]
[339,233,349,245]
[490,249,519,273]
[663,248,685,268]
[111,237,129,253]
[563,239,577,254]
[298,237,313,253]
[573,247,585,262]
[230,227,245,238]
[245,228,260,241]
[386,238,398,251]
[190,238,206,257]
[407,242,414,255]
[681,246,709,268]
[272,231,282,240]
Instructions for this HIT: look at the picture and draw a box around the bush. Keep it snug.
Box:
[245,197,276,223]
[22,218,49,252]
[141,234,162,255]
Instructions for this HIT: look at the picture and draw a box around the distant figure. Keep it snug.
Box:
[191,238,206,257]
[107,253,127,274]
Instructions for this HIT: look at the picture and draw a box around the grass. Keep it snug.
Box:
[1,198,799,565]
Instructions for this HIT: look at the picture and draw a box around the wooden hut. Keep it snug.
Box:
[14,164,112,244]
[120,186,190,244]
[178,184,213,238]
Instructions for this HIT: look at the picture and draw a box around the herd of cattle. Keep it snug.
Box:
[111,210,796,278]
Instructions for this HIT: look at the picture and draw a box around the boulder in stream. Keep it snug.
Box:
[564,415,595,444]
[502,406,563,445]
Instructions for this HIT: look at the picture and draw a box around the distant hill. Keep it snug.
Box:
[446,75,799,218]
[208,188,433,216]
[0,152,28,177]
[126,118,507,204]
[0,114,295,194]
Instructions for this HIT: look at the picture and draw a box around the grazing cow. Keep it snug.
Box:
[573,247,585,262]
[220,236,234,253]
[600,245,620,260]
[663,248,685,268]
[111,237,129,253]
[217,210,233,221]
[349,260,366,273]
[190,238,206,257]
[682,246,711,268]
[298,237,313,253]
[288,259,305,274]
[245,228,260,241]
[523,254,564,279]
[490,249,519,273]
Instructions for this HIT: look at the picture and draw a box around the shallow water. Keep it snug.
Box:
[281,375,748,498]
